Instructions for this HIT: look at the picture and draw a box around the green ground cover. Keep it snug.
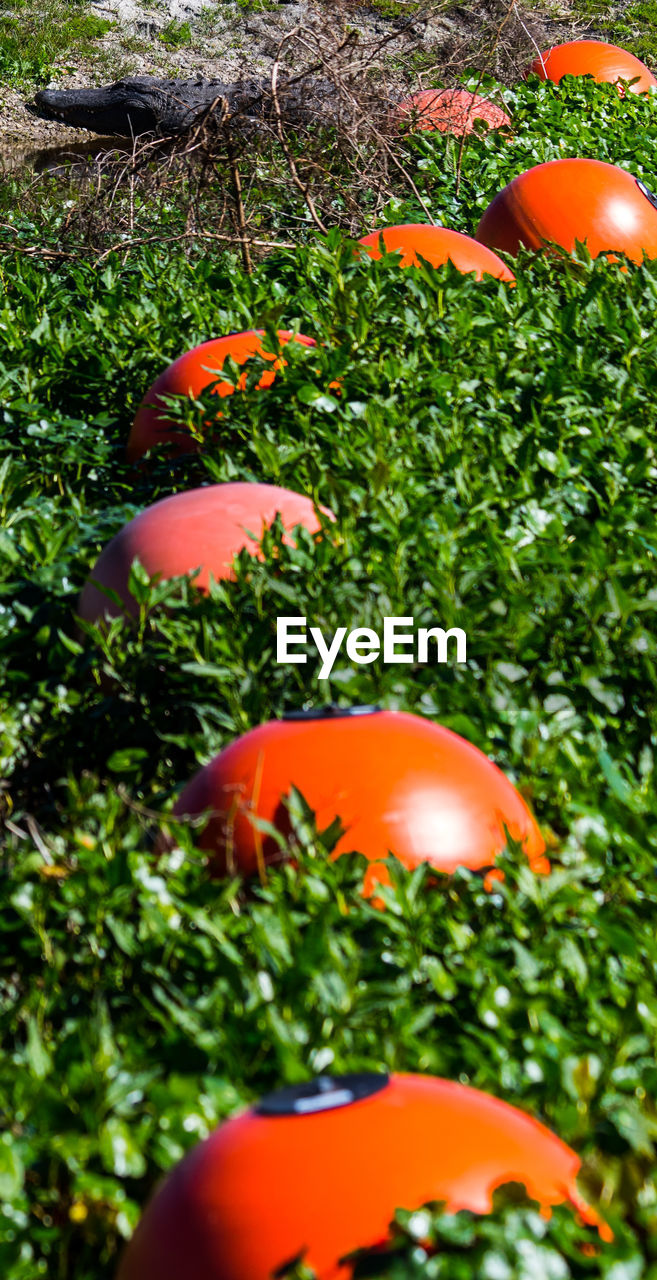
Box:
[0,0,112,87]
[2,75,657,1277]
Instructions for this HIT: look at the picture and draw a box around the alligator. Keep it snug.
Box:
[30,74,350,138]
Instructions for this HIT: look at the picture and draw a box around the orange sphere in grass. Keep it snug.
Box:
[476,158,657,262]
[172,706,547,894]
[528,39,657,95]
[127,330,317,463]
[358,223,515,280]
[116,1071,603,1280]
[77,482,327,626]
[396,87,512,135]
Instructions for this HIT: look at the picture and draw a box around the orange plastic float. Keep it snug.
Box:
[77,482,326,626]
[529,39,657,95]
[358,223,515,281]
[127,330,317,463]
[396,87,511,135]
[172,706,547,894]
[116,1071,603,1280]
[476,158,657,262]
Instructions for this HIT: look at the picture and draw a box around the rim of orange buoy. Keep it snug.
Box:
[395,86,512,136]
[127,329,318,463]
[358,222,515,281]
[527,38,657,96]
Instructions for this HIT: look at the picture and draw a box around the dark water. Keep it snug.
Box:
[1,135,134,176]
[32,135,134,173]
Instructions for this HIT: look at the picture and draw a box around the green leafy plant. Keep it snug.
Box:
[158,19,192,49]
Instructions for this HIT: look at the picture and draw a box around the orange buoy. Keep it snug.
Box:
[358,223,515,281]
[77,482,326,626]
[127,330,317,463]
[529,39,657,95]
[476,158,657,262]
[396,87,512,135]
[116,1071,602,1280]
[172,706,547,894]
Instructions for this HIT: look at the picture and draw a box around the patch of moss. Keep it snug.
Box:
[359,0,421,14]
[159,18,193,48]
[340,0,425,15]
[0,0,113,87]
[610,2,657,65]
[572,0,657,66]
[233,0,282,12]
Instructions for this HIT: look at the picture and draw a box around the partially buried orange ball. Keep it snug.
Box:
[396,87,512,135]
[77,482,326,626]
[358,223,515,280]
[529,39,657,95]
[116,1071,603,1280]
[476,158,657,262]
[127,330,317,463]
[172,705,547,895]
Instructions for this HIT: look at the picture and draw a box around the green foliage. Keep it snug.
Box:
[0,0,112,87]
[158,19,192,49]
[349,0,419,15]
[345,1188,643,1278]
[230,0,284,11]
[4,73,657,1279]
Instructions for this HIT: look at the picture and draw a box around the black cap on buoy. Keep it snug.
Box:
[282,705,382,722]
[254,1073,390,1116]
[636,177,657,211]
